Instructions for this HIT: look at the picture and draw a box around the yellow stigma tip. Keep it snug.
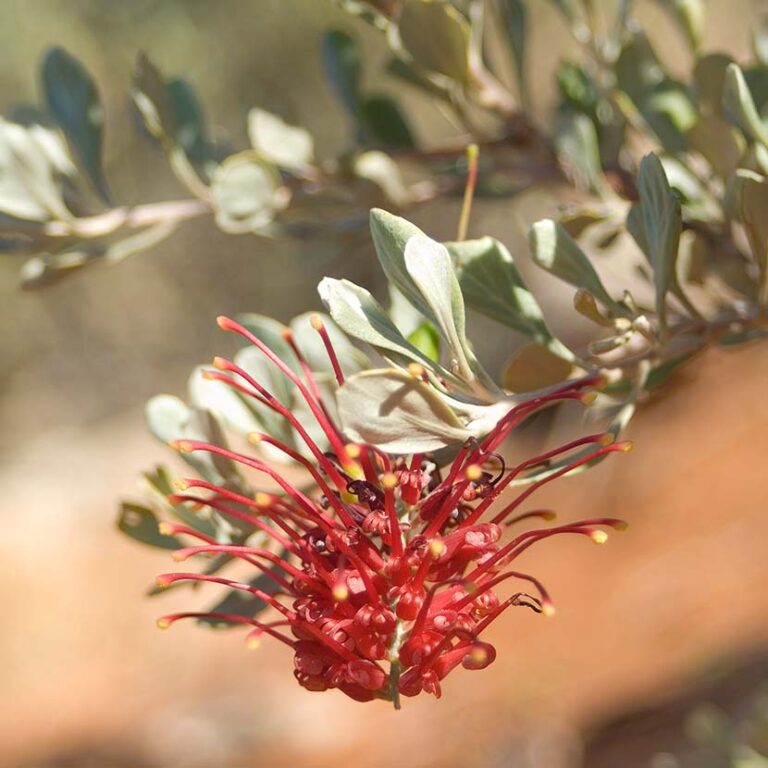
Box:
[619,441,634,453]
[581,391,598,405]
[246,637,261,650]
[173,478,189,491]
[465,464,483,481]
[171,551,186,562]
[591,530,609,544]
[173,440,193,453]
[542,603,556,618]
[155,577,170,589]
[158,522,174,535]
[429,539,447,558]
[381,473,398,491]
[407,363,425,378]
[156,618,171,630]
[212,356,226,370]
[332,584,349,602]
[613,520,629,531]
[254,492,272,507]
[248,432,263,443]
[469,647,487,664]
[344,443,361,459]
[310,313,324,331]
[542,511,557,522]
[600,433,615,446]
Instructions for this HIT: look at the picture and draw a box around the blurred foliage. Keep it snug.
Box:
[3,0,768,629]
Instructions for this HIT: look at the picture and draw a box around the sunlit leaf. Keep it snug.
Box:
[723,63,768,146]
[248,109,314,171]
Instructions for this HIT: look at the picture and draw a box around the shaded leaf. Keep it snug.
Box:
[322,30,361,115]
[529,220,622,314]
[198,570,283,627]
[499,0,528,105]
[447,236,556,345]
[397,0,471,84]
[337,368,470,452]
[501,343,573,393]
[118,502,180,550]
[358,94,415,148]
[634,153,682,326]
[723,63,768,146]
[42,47,110,203]
[687,114,744,178]
[555,111,608,196]
[654,0,704,52]
[693,53,734,115]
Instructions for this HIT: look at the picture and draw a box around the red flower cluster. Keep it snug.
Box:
[156,316,628,706]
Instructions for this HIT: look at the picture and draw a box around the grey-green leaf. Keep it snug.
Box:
[318,276,438,370]
[529,219,622,314]
[337,368,470,452]
[635,153,682,326]
[723,63,768,146]
[447,236,553,343]
[198,570,283,627]
[118,502,180,550]
[397,0,471,84]
[42,47,111,203]
[322,30,361,116]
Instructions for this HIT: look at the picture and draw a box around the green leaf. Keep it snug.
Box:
[687,114,744,178]
[198,570,283,627]
[693,53,734,115]
[555,111,608,196]
[210,151,284,234]
[353,151,411,206]
[499,0,528,106]
[501,343,573,393]
[289,311,369,376]
[729,170,768,301]
[132,52,177,140]
[322,30,361,115]
[247,109,314,171]
[654,0,704,52]
[187,365,261,436]
[447,237,555,344]
[41,47,110,203]
[369,208,432,316]
[723,63,768,146]
[145,395,240,487]
[403,234,475,381]
[529,220,622,314]
[337,368,471,452]
[0,118,73,223]
[358,95,415,148]
[318,276,440,370]
[407,322,441,362]
[397,0,471,84]
[634,153,682,326]
[118,502,180,550]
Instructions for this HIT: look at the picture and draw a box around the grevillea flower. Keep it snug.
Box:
[155,315,629,707]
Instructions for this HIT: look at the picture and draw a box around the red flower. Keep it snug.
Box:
[155,315,628,706]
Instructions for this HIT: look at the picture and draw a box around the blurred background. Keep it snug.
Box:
[2,1,768,766]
